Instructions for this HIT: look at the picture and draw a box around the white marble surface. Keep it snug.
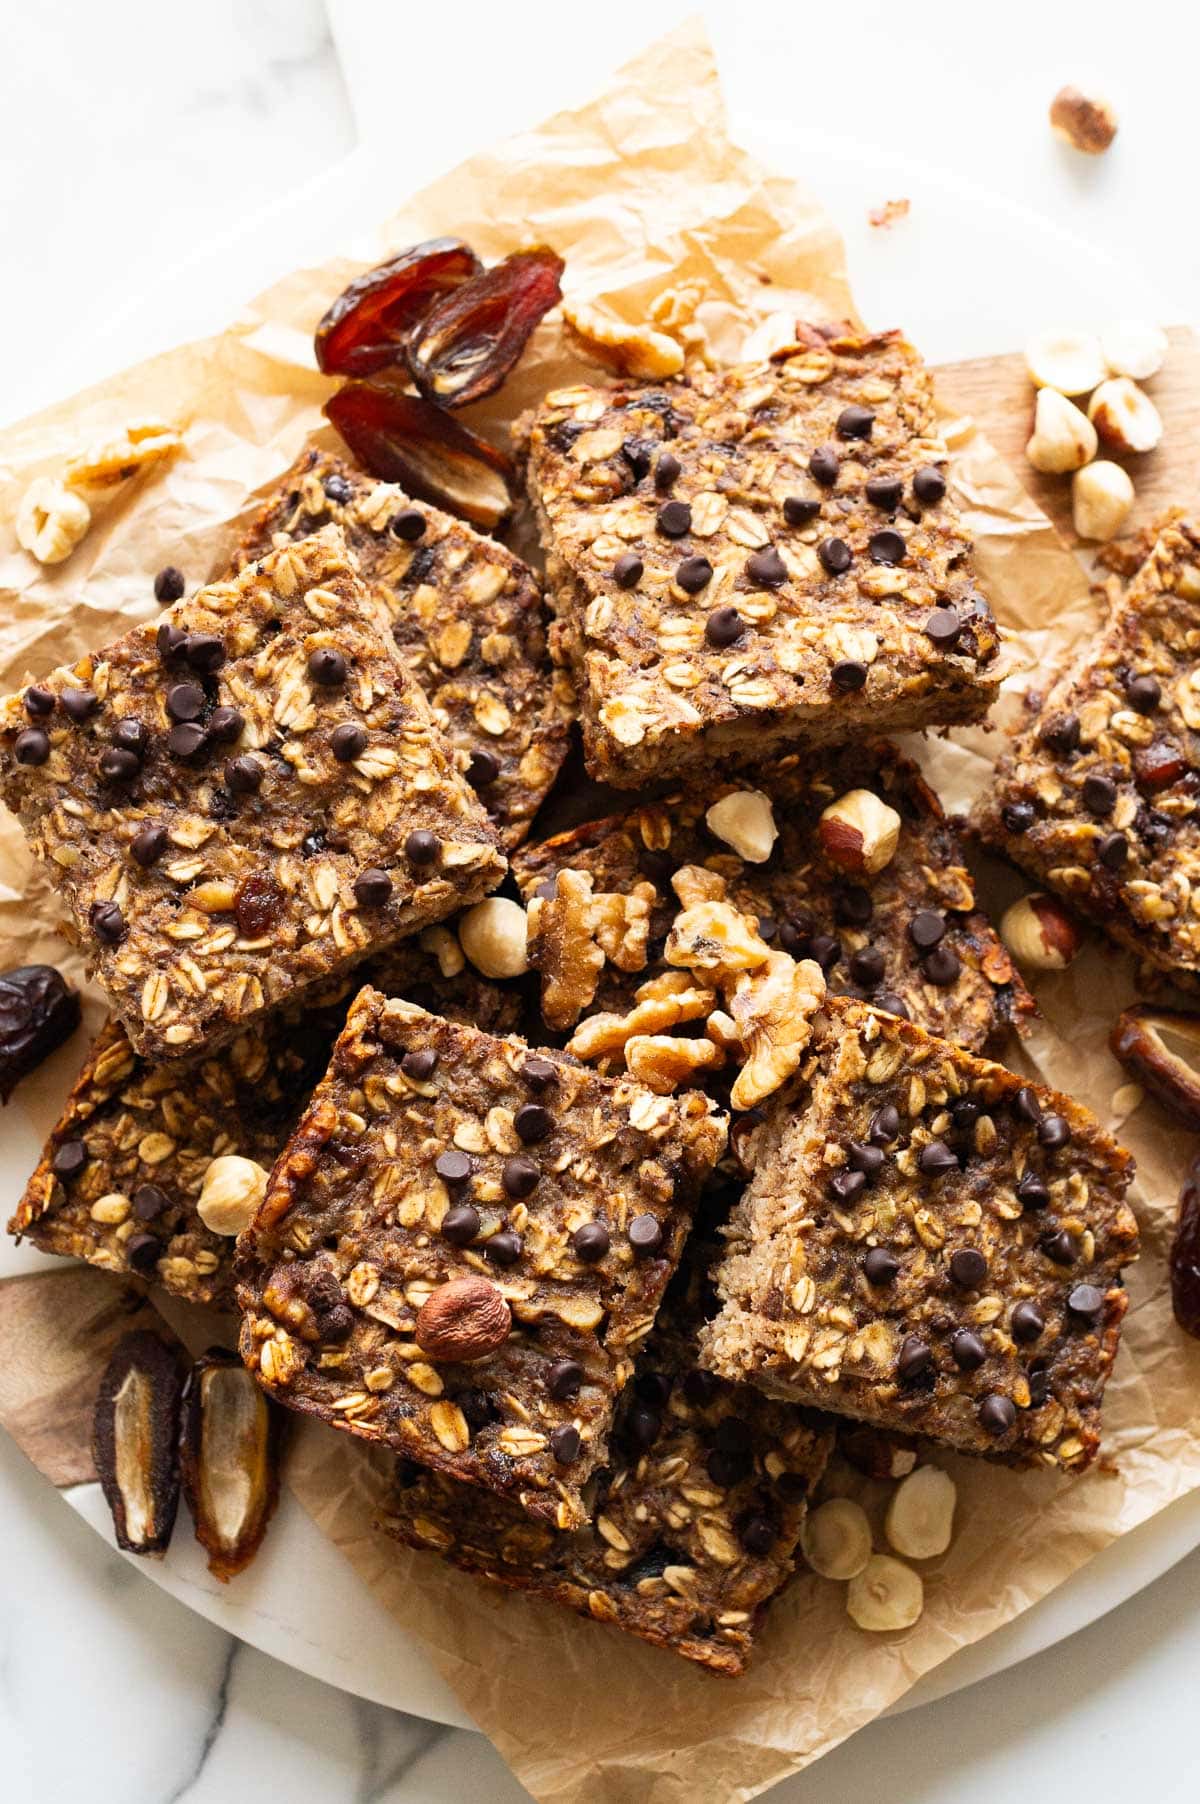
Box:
[3,3,1200,1800]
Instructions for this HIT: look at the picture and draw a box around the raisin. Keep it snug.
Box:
[1134,739,1189,793]
[406,246,564,409]
[0,964,81,1101]
[1171,1155,1200,1338]
[314,238,481,377]
[234,872,284,939]
[324,378,513,530]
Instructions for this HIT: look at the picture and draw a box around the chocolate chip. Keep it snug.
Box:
[865,474,903,511]
[323,472,353,504]
[1017,1171,1049,1211]
[435,1149,472,1185]
[829,1168,866,1204]
[131,823,168,867]
[808,933,842,972]
[923,606,961,649]
[522,1056,559,1091]
[949,1247,988,1289]
[547,1359,584,1400]
[868,1104,900,1145]
[99,747,141,783]
[570,1220,610,1262]
[184,633,225,675]
[89,901,125,946]
[153,566,185,603]
[391,507,426,541]
[331,722,368,763]
[51,1138,88,1180]
[13,727,50,765]
[874,990,911,1020]
[923,946,962,986]
[864,1246,899,1285]
[897,1335,932,1381]
[705,605,744,647]
[715,1416,752,1455]
[225,755,263,794]
[208,706,244,745]
[132,1183,170,1221]
[61,687,98,723]
[978,1394,1016,1436]
[849,946,885,989]
[1027,1368,1051,1408]
[156,623,188,662]
[707,1447,750,1488]
[165,681,204,724]
[676,554,713,594]
[1042,1229,1079,1266]
[401,1048,438,1081]
[308,647,347,686]
[739,1515,776,1557]
[626,1404,661,1451]
[951,1329,987,1371]
[113,718,149,757]
[484,1230,523,1267]
[912,465,947,505]
[654,450,682,491]
[353,867,392,907]
[951,1099,980,1133]
[466,748,501,790]
[1098,831,1129,869]
[1011,1300,1045,1343]
[1123,672,1160,714]
[656,499,691,538]
[808,445,840,486]
[628,1214,664,1256]
[1038,1113,1071,1150]
[909,910,945,951]
[1013,1086,1043,1125]
[837,404,874,439]
[1002,800,1036,834]
[683,1368,720,1407]
[834,884,873,926]
[167,721,207,760]
[917,1139,958,1175]
[1041,713,1080,755]
[817,536,852,575]
[515,1102,553,1143]
[1082,773,1117,816]
[126,1233,162,1274]
[831,659,867,691]
[405,829,441,869]
[847,1141,885,1179]
[503,1155,541,1200]
[440,1203,481,1246]
[868,529,906,565]
[783,494,821,526]
[23,687,55,718]
[746,547,787,588]
[613,551,644,588]
[1068,1283,1104,1320]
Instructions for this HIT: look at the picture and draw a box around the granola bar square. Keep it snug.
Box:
[701,998,1138,1472]
[237,448,575,847]
[524,329,1001,787]
[236,989,727,1529]
[0,526,505,1061]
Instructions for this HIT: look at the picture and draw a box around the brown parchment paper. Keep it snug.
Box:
[3,20,1200,1804]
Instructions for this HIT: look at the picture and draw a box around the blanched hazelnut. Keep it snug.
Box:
[418,923,466,979]
[1025,387,1098,474]
[818,789,901,876]
[1000,892,1082,971]
[16,477,91,565]
[885,1465,957,1560]
[1072,460,1134,542]
[197,1155,269,1237]
[458,897,529,979]
[1024,329,1106,397]
[705,788,779,864]
[801,1498,873,1580]
[1049,86,1118,155]
[846,1553,924,1631]
[1102,321,1168,381]
[1088,378,1163,454]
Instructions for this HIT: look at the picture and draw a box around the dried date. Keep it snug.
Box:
[325,378,514,529]
[0,964,81,1102]
[315,239,481,377]
[92,1329,187,1557]
[180,1348,283,1581]
[406,246,564,409]
[1110,1005,1200,1129]
[1172,1155,1200,1339]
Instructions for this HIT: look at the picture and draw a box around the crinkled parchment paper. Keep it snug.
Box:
[2,21,1200,1804]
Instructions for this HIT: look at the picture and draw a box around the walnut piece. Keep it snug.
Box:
[16,478,91,565]
[591,881,656,971]
[1049,86,1118,155]
[528,868,605,1030]
[727,953,826,1109]
[625,1034,724,1094]
[562,298,685,379]
[664,900,772,980]
[566,982,717,1062]
[66,418,182,489]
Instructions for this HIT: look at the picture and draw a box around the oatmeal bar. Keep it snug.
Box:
[512,742,1030,1058]
[237,448,575,846]
[8,944,519,1309]
[379,1246,834,1676]
[236,988,726,1529]
[974,517,1200,989]
[701,997,1138,1472]
[523,328,1000,787]
[0,526,504,1061]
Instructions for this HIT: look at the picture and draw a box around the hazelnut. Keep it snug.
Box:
[704,788,779,864]
[1024,328,1106,397]
[418,923,466,979]
[1049,85,1118,155]
[1087,377,1163,454]
[818,788,901,876]
[1025,387,1098,474]
[1072,459,1135,542]
[1000,892,1082,971]
[1101,321,1168,382]
[457,897,529,979]
[884,1465,957,1560]
[415,1276,512,1362]
[846,1553,924,1632]
[16,477,92,565]
[801,1498,873,1580]
[196,1155,269,1237]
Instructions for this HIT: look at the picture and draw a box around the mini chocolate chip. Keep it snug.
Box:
[112,718,149,756]
[331,722,368,763]
[165,681,204,724]
[908,909,945,950]
[1041,713,1080,755]
[51,1138,88,1179]
[484,1230,523,1267]
[503,1155,541,1200]
[676,554,713,594]
[705,605,744,647]
[849,946,885,989]
[440,1204,481,1246]
[90,901,126,946]
[547,1358,584,1400]
[837,404,874,439]
[1017,1170,1049,1210]
[515,1102,554,1143]
[636,1371,672,1408]
[829,1168,866,1204]
[656,499,691,538]
[1013,1086,1043,1125]
[307,647,347,686]
[917,1139,958,1175]
[1002,800,1036,834]
[184,633,225,675]
[458,1389,492,1432]
[949,1247,988,1289]
[1043,1229,1079,1266]
[522,1056,559,1091]
[817,536,852,575]
[391,507,426,541]
[783,494,821,526]
[923,606,961,649]
[1011,1300,1045,1343]
[154,565,185,602]
[401,1048,438,1081]
[208,706,244,745]
[1082,773,1117,816]
[167,722,207,761]
[868,528,906,565]
[865,474,903,511]
[14,727,50,765]
[951,1329,987,1370]
[157,623,189,662]
[746,546,787,588]
[1038,1113,1071,1150]
[466,748,501,789]
[571,1220,610,1262]
[683,1368,720,1407]
[1068,1283,1104,1320]
[808,445,840,486]
[23,686,55,717]
[1124,672,1161,713]
[626,1404,661,1451]
[715,1417,752,1454]
[808,933,842,972]
[912,465,947,505]
[613,551,644,588]
[99,747,141,783]
[318,1304,355,1344]
[951,1099,980,1132]
[131,823,168,867]
[353,867,392,907]
[978,1394,1016,1436]
[628,1214,664,1256]
[126,1233,162,1274]
[434,1150,472,1185]
[405,829,441,869]
[132,1183,170,1221]
[654,450,682,491]
[225,755,263,794]
[922,945,962,986]
[864,1246,899,1285]
[847,1141,885,1179]
[874,990,911,1020]
[868,1104,900,1145]
[61,687,98,723]
[739,1514,776,1557]
[834,884,873,926]
[831,658,867,691]
[1098,830,1129,869]
[323,472,353,504]
[897,1335,933,1381]
[1027,1368,1051,1408]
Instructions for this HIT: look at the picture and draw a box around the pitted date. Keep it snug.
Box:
[406,246,564,409]
[1172,1155,1200,1339]
[315,239,481,377]
[325,378,514,529]
[181,1348,283,1581]
[92,1330,187,1557]
[0,964,81,1102]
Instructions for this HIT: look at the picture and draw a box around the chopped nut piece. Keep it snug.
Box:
[846,1553,924,1631]
[727,953,826,1110]
[884,1465,956,1559]
[562,297,685,379]
[1049,85,1118,155]
[1000,893,1082,972]
[868,198,911,229]
[625,1033,724,1094]
[197,1155,269,1238]
[704,789,778,864]
[458,898,529,980]
[16,477,92,565]
[1025,387,1098,475]
[665,900,772,979]
[1072,460,1134,542]
[1088,377,1163,455]
[1101,321,1168,382]
[528,869,605,1030]
[66,418,182,488]
[1024,329,1106,397]
[801,1497,872,1579]
[818,788,902,876]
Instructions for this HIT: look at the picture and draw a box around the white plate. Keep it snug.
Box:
[2,120,1193,1736]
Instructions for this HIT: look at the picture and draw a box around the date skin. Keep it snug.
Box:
[407,246,564,409]
[315,239,481,378]
[0,964,81,1102]
[324,378,514,529]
